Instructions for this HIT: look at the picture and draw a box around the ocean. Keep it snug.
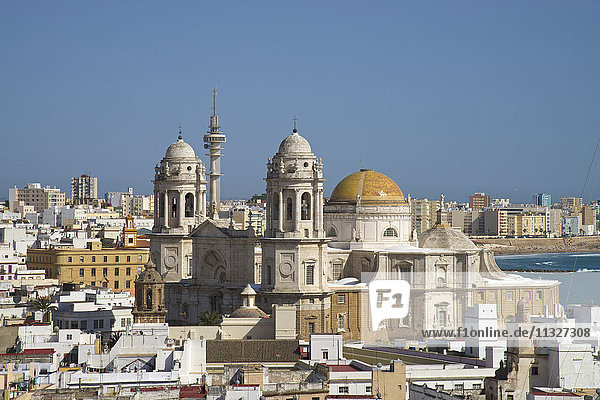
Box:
[494,253,600,306]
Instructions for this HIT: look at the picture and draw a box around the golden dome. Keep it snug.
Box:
[329,169,405,205]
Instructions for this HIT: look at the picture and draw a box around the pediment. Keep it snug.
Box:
[190,219,230,239]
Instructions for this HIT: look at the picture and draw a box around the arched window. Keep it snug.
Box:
[383,227,398,237]
[159,195,164,217]
[146,288,153,309]
[185,193,194,217]
[301,193,311,220]
[272,194,279,220]
[327,226,338,238]
[286,197,293,220]
[171,197,177,218]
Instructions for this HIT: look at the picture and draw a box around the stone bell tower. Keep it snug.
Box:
[150,127,207,282]
[133,259,167,324]
[261,124,329,294]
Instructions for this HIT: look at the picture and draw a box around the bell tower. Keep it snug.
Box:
[261,124,328,294]
[265,125,325,239]
[133,259,167,324]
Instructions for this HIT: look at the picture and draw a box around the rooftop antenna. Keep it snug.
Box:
[212,87,217,117]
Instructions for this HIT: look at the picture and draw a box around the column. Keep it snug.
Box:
[163,191,169,228]
[313,189,318,234]
[153,189,159,228]
[178,190,184,228]
[202,190,207,218]
[194,190,199,223]
[265,191,271,233]
[278,190,283,232]
[294,189,301,233]
[317,189,323,236]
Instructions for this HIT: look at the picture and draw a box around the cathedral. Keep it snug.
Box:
[149,107,561,341]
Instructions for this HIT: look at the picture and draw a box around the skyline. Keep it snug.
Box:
[2,1,600,203]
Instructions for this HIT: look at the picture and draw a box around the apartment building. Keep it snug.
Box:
[71,175,98,205]
[26,242,148,295]
[8,183,66,213]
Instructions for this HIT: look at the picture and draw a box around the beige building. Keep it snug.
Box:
[27,242,148,295]
[8,183,65,213]
[411,198,440,234]
[71,174,98,205]
[560,197,582,211]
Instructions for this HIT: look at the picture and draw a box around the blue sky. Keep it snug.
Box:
[2,1,600,203]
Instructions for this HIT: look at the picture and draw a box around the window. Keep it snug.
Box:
[138,255,142,262]
[473,384,482,390]
[507,395,514,400]
[537,290,542,300]
[103,268,107,276]
[185,193,194,217]
[91,281,95,287]
[102,281,108,288]
[92,256,96,262]
[305,264,314,285]
[80,256,84,262]
[308,322,315,335]
[126,280,131,289]
[327,226,337,237]
[81,320,87,330]
[332,262,342,281]
[114,281,119,289]
[126,267,131,276]
[126,256,130,262]
[383,227,398,237]
[339,387,349,394]
[436,384,444,391]
[272,194,279,220]
[93,320,98,329]
[322,351,328,359]
[115,268,119,276]
[70,321,78,329]
[301,192,311,220]
[68,257,72,263]
[337,313,346,331]
[103,256,107,262]
[337,294,345,304]
[121,319,126,327]
[67,334,72,340]
[506,291,514,301]
[99,320,104,329]
[91,268,96,277]
[286,197,294,220]
[454,384,464,391]
[115,256,119,262]
[366,386,372,394]
[79,268,84,277]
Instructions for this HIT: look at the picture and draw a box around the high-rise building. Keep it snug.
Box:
[532,193,552,208]
[469,193,490,211]
[8,183,66,213]
[560,197,582,211]
[410,198,439,234]
[71,174,98,205]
